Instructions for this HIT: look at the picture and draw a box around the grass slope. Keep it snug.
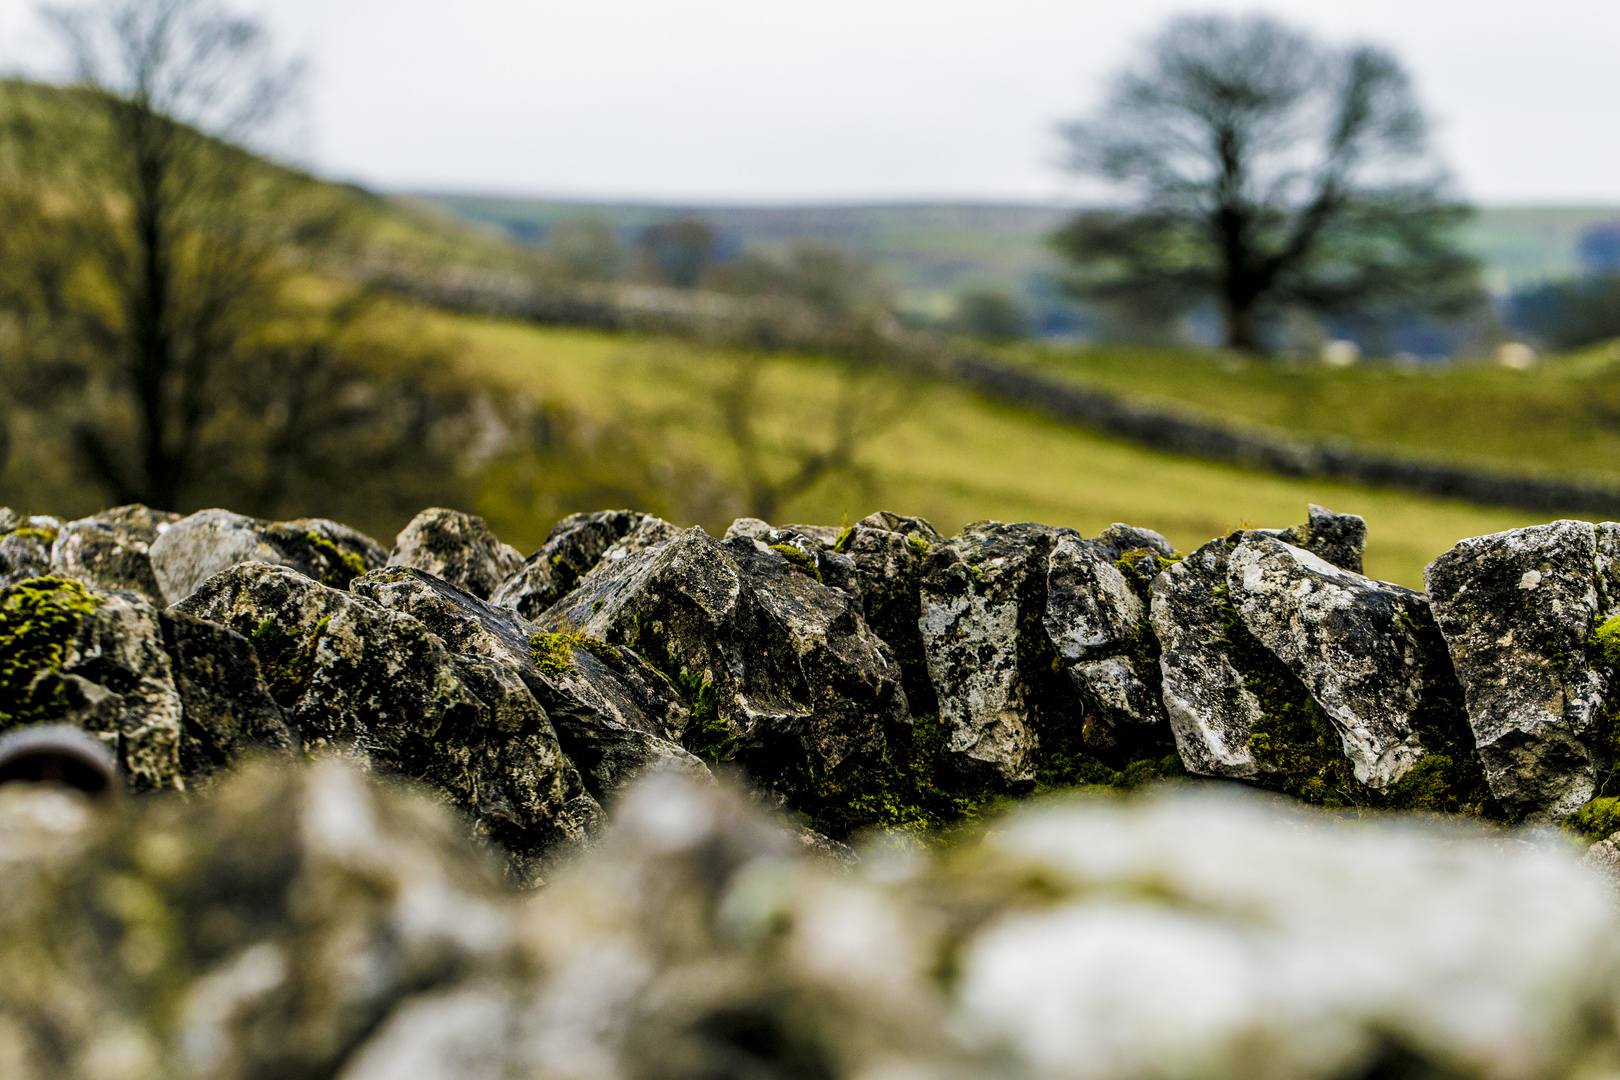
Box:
[449,318,1570,588]
[1008,342,1620,490]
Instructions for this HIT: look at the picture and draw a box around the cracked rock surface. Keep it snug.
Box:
[542,526,907,791]
[1426,520,1620,819]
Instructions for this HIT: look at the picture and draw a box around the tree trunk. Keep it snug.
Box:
[1222,297,1262,352]
[129,106,179,509]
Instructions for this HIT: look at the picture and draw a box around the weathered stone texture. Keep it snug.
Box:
[1426,520,1617,819]
[1151,535,1263,779]
[920,521,1065,784]
[387,507,523,600]
[543,527,907,788]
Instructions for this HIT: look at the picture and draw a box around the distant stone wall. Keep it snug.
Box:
[382,270,1620,516]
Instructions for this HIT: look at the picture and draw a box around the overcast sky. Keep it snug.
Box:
[2,0,1616,205]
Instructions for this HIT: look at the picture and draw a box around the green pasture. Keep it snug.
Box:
[448,318,1573,589]
[1009,341,1620,488]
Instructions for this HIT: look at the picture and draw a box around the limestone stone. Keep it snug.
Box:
[1043,530,1168,748]
[1151,535,1263,779]
[0,577,186,791]
[149,508,386,603]
[1228,534,1431,789]
[542,527,907,791]
[50,510,172,604]
[355,565,704,806]
[158,609,297,780]
[492,509,663,619]
[0,516,57,588]
[919,521,1066,784]
[1256,503,1368,574]
[1425,520,1617,819]
[387,507,523,600]
[177,563,599,873]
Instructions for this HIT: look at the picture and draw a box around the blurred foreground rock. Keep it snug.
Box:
[1,762,1618,1080]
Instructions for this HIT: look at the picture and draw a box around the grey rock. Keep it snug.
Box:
[388,508,523,601]
[149,508,386,603]
[777,522,843,547]
[355,565,702,805]
[0,506,16,533]
[833,517,935,711]
[722,516,773,540]
[492,509,659,619]
[1043,532,1165,749]
[158,609,297,780]
[1426,520,1615,819]
[1228,534,1431,789]
[542,527,907,791]
[50,516,167,604]
[1096,522,1177,558]
[177,562,599,872]
[596,513,682,565]
[1257,503,1368,575]
[919,521,1066,783]
[0,516,56,587]
[92,503,182,537]
[0,577,186,792]
[1151,535,1263,779]
[858,510,943,544]
[755,527,864,606]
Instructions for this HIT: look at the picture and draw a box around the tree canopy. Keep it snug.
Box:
[1051,15,1482,353]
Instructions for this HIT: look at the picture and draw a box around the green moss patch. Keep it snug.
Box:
[303,532,367,589]
[0,576,101,726]
[1114,549,1179,602]
[1567,797,1620,842]
[1217,583,1496,816]
[620,615,731,761]
[529,631,624,678]
[8,526,58,544]
[249,616,328,707]
[768,543,823,584]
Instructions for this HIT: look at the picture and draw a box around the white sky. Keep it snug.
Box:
[1,0,1616,205]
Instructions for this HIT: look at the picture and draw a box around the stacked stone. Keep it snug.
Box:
[6,496,1620,884]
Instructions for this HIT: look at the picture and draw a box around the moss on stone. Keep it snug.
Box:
[832,526,855,553]
[1591,614,1620,669]
[1216,583,1366,807]
[302,531,367,589]
[0,576,101,726]
[9,526,57,544]
[620,614,733,762]
[249,616,328,708]
[1213,582,1497,817]
[1113,549,1179,604]
[769,543,823,584]
[793,712,1013,843]
[1567,796,1620,842]
[529,631,625,678]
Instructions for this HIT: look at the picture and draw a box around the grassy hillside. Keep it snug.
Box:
[1006,341,1620,489]
[447,317,1576,588]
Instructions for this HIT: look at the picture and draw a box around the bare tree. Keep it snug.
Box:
[17,0,310,508]
[1053,14,1481,353]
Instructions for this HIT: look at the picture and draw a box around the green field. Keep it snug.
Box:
[447,317,1574,589]
[1007,340,1620,488]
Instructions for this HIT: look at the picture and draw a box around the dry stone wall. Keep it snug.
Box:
[7,499,1620,877]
